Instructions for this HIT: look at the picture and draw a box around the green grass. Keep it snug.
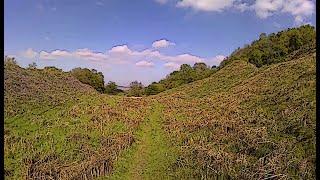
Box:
[4,93,150,179]
[106,101,178,180]
[156,52,316,179]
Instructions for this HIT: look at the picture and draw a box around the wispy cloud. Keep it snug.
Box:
[157,0,315,25]
[19,39,224,69]
[136,60,155,67]
[206,55,226,65]
[96,1,104,6]
[21,48,38,59]
[164,62,180,70]
[176,0,234,12]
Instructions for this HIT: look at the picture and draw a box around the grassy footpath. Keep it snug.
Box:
[105,101,177,180]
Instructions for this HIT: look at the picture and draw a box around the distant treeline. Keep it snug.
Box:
[69,62,217,97]
[144,62,217,95]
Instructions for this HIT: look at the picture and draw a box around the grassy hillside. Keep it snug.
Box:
[157,49,316,179]
[4,26,316,179]
[4,63,97,117]
[4,63,151,179]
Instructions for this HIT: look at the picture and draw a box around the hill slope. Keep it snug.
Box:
[4,63,151,179]
[156,49,316,179]
[4,63,97,117]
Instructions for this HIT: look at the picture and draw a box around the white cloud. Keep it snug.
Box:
[108,45,133,54]
[177,0,234,12]
[74,48,108,61]
[152,39,176,48]
[164,62,180,70]
[39,51,53,60]
[135,60,155,67]
[164,53,204,63]
[158,0,315,25]
[206,55,226,65]
[253,0,315,24]
[21,48,38,59]
[282,0,315,24]
[34,46,210,65]
[282,0,314,17]
[22,40,223,69]
[234,2,251,12]
[40,50,73,60]
[254,0,284,18]
[52,50,72,57]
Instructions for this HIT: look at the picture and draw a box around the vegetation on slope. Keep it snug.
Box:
[4,60,150,179]
[157,49,316,179]
[4,57,97,117]
[70,67,106,93]
[144,62,217,96]
[142,25,316,96]
[220,24,315,68]
[4,25,316,179]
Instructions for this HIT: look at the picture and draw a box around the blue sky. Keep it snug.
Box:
[4,0,316,86]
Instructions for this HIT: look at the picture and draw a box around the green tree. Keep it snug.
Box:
[248,49,263,67]
[259,33,267,39]
[193,62,208,71]
[145,82,165,95]
[179,64,196,83]
[28,62,37,69]
[44,66,62,72]
[180,64,192,71]
[128,81,144,97]
[105,81,123,95]
[4,56,17,66]
[70,68,105,93]
[289,33,303,52]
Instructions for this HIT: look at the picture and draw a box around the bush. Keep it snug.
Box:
[4,56,17,67]
[70,68,105,93]
[105,81,123,95]
[145,82,165,95]
[128,81,144,97]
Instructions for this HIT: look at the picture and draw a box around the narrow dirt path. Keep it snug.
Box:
[105,101,176,180]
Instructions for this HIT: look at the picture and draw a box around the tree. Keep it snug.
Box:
[179,64,196,83]
[44,66,62,72]
[193,62,208,71]
[128,81,144,97]
[180,64,192,71]
[211,65,217,69]
[28,62,37,69]
[259,33,267,39]
[70,68,105,93]
[145,82,165,95]
[248,49,263,67]
[105,81,122,95]
[4,56,17,66]
[289,33,302,52]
